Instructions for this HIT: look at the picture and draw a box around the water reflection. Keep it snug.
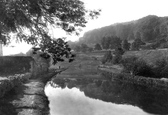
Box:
[46,78,168,115]
[45,83,150,115]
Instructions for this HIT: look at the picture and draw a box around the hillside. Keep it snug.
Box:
[78,15,168,45]
[123,49,168,65]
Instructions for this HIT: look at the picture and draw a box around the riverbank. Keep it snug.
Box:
[45,53,168,115]
[98,65,168,90]
[0,70,59,115]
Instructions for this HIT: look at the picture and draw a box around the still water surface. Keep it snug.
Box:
[45,81,151,115]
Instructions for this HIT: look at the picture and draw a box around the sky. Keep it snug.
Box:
[3,0,168,55]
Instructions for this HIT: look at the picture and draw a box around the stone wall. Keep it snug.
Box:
[0,53,56,115]
[0,56,33,76]
[0,73,31,98]
[100,69,168,89]
[0,54,51,98]
[0,55,50,76]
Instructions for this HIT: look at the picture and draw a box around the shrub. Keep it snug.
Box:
[101,51,113,64]
[121,56,154,77]
[112,54,122,64]
[122,39,130,51]
[120,56,138,73]
[132,59,154,77]
[153,58,168,78]
[112,47,124,64]
[121,56,168,78]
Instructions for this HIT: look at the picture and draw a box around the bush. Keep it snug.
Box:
[112,54,122,64]
[101,51,113,64]
[121,56,154,77]
[120,56,138,73]
[153,58,168,78]
[132,59,154,77]
[121,56,168,78]
[112,47,124,64]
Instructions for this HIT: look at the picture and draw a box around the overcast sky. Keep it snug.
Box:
[83,0,168,30]
[3,0,168,55]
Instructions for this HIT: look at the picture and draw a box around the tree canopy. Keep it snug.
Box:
[0,0,100,44]
[131,38,145,50]
[77,15,168,46]
[101,36,121,50]
[0,0,100,64]
[121,39,130,51]
[94,43,102,50]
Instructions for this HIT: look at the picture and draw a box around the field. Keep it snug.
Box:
[123,49,168,65]
[51,48,168,79]
[55,53,102,78]
[82,49,168,65]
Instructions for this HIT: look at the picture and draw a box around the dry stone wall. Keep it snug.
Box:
[0,56,33,75]
[0,53,51,98]
[100,69,168,89]
[0,73,31,98]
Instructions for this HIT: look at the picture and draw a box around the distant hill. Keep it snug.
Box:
[78,15,168,45]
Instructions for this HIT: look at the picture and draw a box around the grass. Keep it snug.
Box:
[54,49,168,79]
[56,54,102,78]
[123,49,168,65]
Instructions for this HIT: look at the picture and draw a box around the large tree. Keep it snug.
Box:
[0,0,100,64]
[131,38,145,50]
[101,37,110,50]
[121,39,130,51]
[101,36,121,50]
[109,36,121,49]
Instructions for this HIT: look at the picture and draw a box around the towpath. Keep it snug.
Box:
[0,70,59,115]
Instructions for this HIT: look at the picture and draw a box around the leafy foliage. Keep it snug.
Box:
[80,43,89,53]
[153,58,168,78]
[0,0,100,64]
[121,39,130,51]
[136,15,161,42]
[77,15,168,47]
[34,37,75,64]
[121,56,168,78]
[73,43,94,53]
[101,36,121,50]
[131,38,145,50]
[0,0,100,44]
[112,48,124,64]
[121,56,154,77]
[101,51,113,64]
[94,43,102,50]
[88,47,93,52]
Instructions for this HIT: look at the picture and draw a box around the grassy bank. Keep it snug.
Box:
[123,49,168,65]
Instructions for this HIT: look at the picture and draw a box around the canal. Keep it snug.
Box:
[45,77,168,115]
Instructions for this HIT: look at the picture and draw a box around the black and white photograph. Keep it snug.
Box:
[0,0,168,115]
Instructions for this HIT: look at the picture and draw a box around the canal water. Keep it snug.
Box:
[45,78,168,115]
